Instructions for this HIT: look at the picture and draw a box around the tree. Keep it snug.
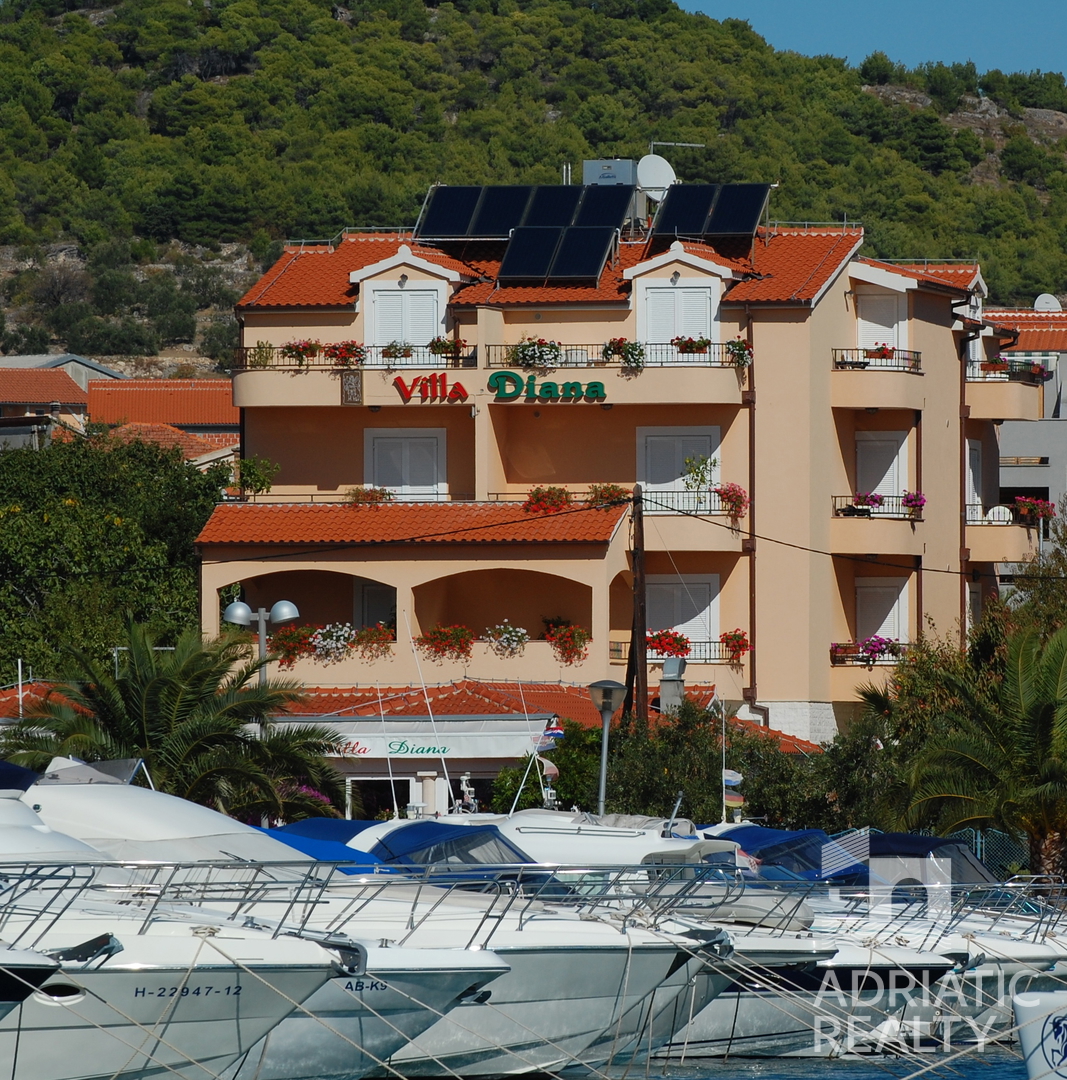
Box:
[1,620,348,821]
[906,627,1067,874]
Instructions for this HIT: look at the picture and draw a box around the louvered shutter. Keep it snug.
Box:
[647,584,679,632]
[405,437,439,493]
[371,437,406,488]
[404,291,439,345]
[857,294,898,350]
[643,432,717,491]
[677,288,712,340]
[647,578,718,642]
[856,579,906,641]
[856,432,906,499]
[645,289,676,343]
[373,291,405,346]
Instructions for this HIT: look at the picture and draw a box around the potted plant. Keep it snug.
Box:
[724,336,753,368]
[382,341,413,359]
[671,336,712,354]
[543,620,590,666]
[602,338,645,372]
[353,622,395,660]
[864,343,895,361]
[522,485,573,514]
[429,336,466,360]
[322,340,366,367]
[509,338,562,371]
[346,485,395,506]
[854,491,884,507]
[1031,364,1049,378]
[585,483,632,509]
[1015,496,1056,521]
[281,339,321,366]
[415,624,476,663]
[719,628,750,661]
[268,623,316,668]
[901,490,926,519]
[646,629,691,657]
[309,622,357,664]
[485,620,530,659]
[980,357,1010,373]
[858,635,897,664]
[714,482,750,519]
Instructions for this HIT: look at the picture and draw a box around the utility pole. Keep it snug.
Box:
[632,484,648,725]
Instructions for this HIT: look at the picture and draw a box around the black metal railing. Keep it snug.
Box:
[609,640,749,662]
[966,359,1047,385]
[965,502,1048,526]
[830,641,912,666]
[231,345,478,371]
[643,489,727,515]
[483,343,742,369]
[832,495,922,520]
[832,348,922,373]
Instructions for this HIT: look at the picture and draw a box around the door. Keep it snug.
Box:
[857,293,899,350]
[966,439,983,522]
[855,577,908,643]
[639,427,720,512]
[360,583,397,630]
[856,431,907,514]
[647,576,719,650]
[366,429,446,499]
[372,289,440,346]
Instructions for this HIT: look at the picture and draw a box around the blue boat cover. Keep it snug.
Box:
[369,821,531,865]
[0,761,39,791]
[701,824,865,880]
[259,828,387,873]
[276,818,381,843]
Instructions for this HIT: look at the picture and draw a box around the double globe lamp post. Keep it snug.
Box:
[223,599,301,688]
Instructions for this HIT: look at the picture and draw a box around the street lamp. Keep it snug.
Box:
[223,599,300,686]
[588,679,626,817]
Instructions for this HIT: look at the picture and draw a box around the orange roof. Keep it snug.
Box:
[855,258,980,293]
[0,369,86,405]
[286,679,820,753]
[984,309,1067,352]
[235,227,864,312]
[196,501,629,546]
[88,380,238,426]
[109,423,229,461]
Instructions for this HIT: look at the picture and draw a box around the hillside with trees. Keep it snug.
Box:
[0,0,1067,360]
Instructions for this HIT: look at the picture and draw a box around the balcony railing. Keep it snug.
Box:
[966,359,1047,385]
[231,345,478,371]
[832,495,922,521]
[484,343,740,369]
[966,502,1048,527]
[830,641,912,666]
[643,489,726,515]
[609,640,748,662]
[832,348,922,373]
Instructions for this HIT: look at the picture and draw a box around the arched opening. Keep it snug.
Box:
[221,570,396,631]
[413,568,591,638]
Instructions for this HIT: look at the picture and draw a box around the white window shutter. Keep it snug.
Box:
[856,431,906,497]
[646,289,676,343]
[856,579,907,641]
[647,576,718,642]
[404,291,439,345]
[647,583,678,631]
[966,440,982,508]
[677,288,712,340]
[374,292,405,346]
[405,437,439,491]
[644,433,714,490]
[857,293,898,350]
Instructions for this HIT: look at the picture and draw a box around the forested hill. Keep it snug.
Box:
[2,0,1067,312]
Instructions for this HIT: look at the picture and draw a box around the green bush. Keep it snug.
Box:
[200,317,239,364]
[66,317,159,356]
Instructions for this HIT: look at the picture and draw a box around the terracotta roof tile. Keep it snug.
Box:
[285,679,820,752]
[984,309,1067,352]
[196,501,628,546]
[110,423,225,461]
[0,369,87,405]
[856,258,980,293]
[88,379,238,426]
[723,230,864,304]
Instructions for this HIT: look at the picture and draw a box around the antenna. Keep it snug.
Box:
[637,154,677,202]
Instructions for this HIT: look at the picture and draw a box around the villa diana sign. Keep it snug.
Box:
[391,371,607,404]
[325,721,549,761]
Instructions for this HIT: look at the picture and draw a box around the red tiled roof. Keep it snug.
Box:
[286,679,821,753]
[984,309,1067,352]
[855,258,980,293]
[196,501,629,546]
[88,380,238,426]
[109,423,228,461]
[235,227,864,311]
[0,369,86,405]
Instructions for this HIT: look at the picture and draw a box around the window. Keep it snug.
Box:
[857,291,904,350]
[966,439,982,522]
[356,581,396,630]
[966,583,982,635]
[638,426,720,512]
[370,289,440,346]
[855,577,909,642]
[856,430,907,513]
[364,428,447,499]
[644,286,716,342]
[647,575,719,644]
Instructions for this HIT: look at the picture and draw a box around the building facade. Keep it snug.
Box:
[197,194,1043,744]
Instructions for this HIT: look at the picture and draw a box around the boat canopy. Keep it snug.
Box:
[276,818,381,843]
[368,821,534,866]
[260,827,386,872]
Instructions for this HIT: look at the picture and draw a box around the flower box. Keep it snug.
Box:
[671,336,711,354]
[864,344,895,361]
[980,361,1009,372]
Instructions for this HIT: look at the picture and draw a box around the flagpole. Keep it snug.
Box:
[721,698,727,825]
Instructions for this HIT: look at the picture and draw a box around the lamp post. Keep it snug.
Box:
[588,679,626,818]
[223,600,301,687]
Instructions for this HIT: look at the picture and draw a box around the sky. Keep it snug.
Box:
[679,0,1067,75]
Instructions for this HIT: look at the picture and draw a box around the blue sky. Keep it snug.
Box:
[679,0,1067,74]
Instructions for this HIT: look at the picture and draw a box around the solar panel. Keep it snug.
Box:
[548,226,616,280]
[415,186,482,239]
[498,227,564,280]
[524,186,583,228]
[468,186,534,238]
[705,183,771,237]
[652,184,719,236]
[574,184,635,228]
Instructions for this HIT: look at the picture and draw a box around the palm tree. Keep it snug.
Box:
[907,627,1067,875]
[1,620,347,822]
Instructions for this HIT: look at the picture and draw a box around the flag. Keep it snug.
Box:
[537,755,559,780]
[724,790,745,809]
[722,769,743,787]
[534,721,565,752]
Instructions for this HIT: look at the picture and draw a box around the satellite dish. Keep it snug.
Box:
[1035,293,1062,312]
[637,154,676,201]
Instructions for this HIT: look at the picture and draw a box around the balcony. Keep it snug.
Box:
[830,641,912,666]
[964,503,1038,563]
[830,496,924,555]
[232,345,478,371]
[485,342,744,369]
[831,348,925,410]
[832,495,921,521]
[608,640,749,663]
[966,360,1045,421]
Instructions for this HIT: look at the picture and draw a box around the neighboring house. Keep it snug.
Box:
[87,379,239,451]
[195,182,1042,744]
[108,422,237,471]
[0,353,127,391]
[0,369,88,447]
